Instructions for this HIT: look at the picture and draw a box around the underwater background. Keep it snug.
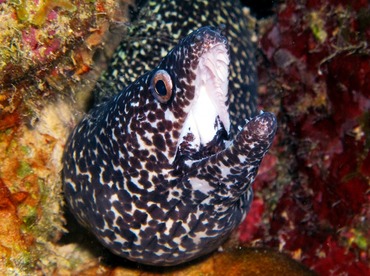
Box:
[0,0,369,274]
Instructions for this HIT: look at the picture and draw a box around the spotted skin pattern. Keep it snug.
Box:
[63,1,277,267]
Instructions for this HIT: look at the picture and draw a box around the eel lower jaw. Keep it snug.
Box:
[185,111,277,196]
[177,118,229,162]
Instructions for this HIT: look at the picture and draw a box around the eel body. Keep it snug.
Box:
[63,0,277,266]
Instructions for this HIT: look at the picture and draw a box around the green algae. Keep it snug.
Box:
[308,11,327,43]
[17,161,33,178]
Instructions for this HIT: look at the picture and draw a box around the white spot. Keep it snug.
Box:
[189,178,213,194]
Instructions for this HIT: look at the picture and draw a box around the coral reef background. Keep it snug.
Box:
[0,0,368,274]
[239,0,370,274]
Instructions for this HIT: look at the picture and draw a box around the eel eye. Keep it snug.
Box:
[150,70,173,103]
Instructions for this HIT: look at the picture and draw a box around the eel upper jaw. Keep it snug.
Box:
[175,42,231,162]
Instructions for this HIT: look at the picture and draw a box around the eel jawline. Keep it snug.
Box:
[186,112,277,200]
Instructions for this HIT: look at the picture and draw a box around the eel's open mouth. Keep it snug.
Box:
[176,42,231,161]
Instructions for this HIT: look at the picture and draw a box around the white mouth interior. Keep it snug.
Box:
[177,43,230,154]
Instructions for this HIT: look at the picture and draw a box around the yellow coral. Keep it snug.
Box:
[32,0,77,27]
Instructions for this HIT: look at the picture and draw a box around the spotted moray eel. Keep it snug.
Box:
[63,0,277,266]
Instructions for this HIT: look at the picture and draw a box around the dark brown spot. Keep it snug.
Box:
[129,156,142,169]
[156,121,166,132]
[153,134,166,151]
[147,112,156,123]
